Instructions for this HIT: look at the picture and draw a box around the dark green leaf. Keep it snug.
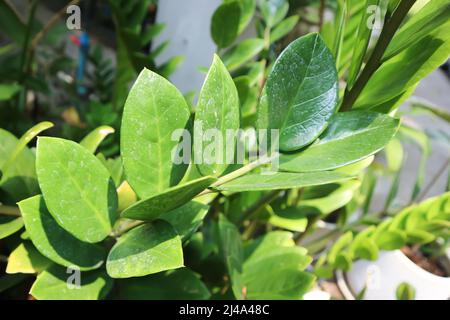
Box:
[195,55,240,176]
[258,33,338,152]
[211,1,241,48]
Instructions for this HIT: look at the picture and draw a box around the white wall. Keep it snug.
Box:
[154,0,222,95]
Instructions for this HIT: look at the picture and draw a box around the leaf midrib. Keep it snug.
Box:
[45,145,110,234]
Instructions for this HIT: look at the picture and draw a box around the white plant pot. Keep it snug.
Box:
[340,250,450,300]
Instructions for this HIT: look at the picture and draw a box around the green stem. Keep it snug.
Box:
[198,154,277,197]
[239,190,281,224]
[18,0,38,112]
[340,0,417,111]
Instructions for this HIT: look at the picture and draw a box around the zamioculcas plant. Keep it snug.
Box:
[0,0,449,301]
[0,30,400,299]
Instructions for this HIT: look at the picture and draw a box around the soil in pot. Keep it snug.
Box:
[401,245,448,277]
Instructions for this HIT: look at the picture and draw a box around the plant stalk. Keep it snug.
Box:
[340,0,417,111]
[0,205,21,217]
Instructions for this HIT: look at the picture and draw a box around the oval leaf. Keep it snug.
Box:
[121,68,191,198]
[259,33,338,152]
[194,55,240,177]
[211,1,241,48]
[280,111,400,172]
[36,137,118,243]
[106,221,183,278]
[19,195,105,270]
[31,265,113,300]
[121,176,216,221]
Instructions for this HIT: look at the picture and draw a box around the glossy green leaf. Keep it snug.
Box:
[36,137,118,243]
[195,55,240,176]
[258,33,338,152]
[80,126,115,154]
[0,216,23,239]
[270,15,299,44]
[6,242,52,274]
[0,83,21,101]
[223,38,265,72]
[31,265,113,300]
[161,201,209,241]
[355,25,450,109]
[225,0,255,33]
[121,68,191,199]
[280,111,400,172]
[19,195,105,270]
[216,171,353,192]
[0,129,39,201]
[121,176,215,221]
[107,221,183,278]
[258,0,289,27]
[217,215,244,299]
[211,1,241,48]
[115,268,210,300]
[384,0,450,61]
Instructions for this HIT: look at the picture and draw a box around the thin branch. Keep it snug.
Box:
[340,0,417,111]
[239,190,281,224]
[319,0,326,30]
[417,158,450,202]
[0,205,21,217]
[30,0,81,54]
